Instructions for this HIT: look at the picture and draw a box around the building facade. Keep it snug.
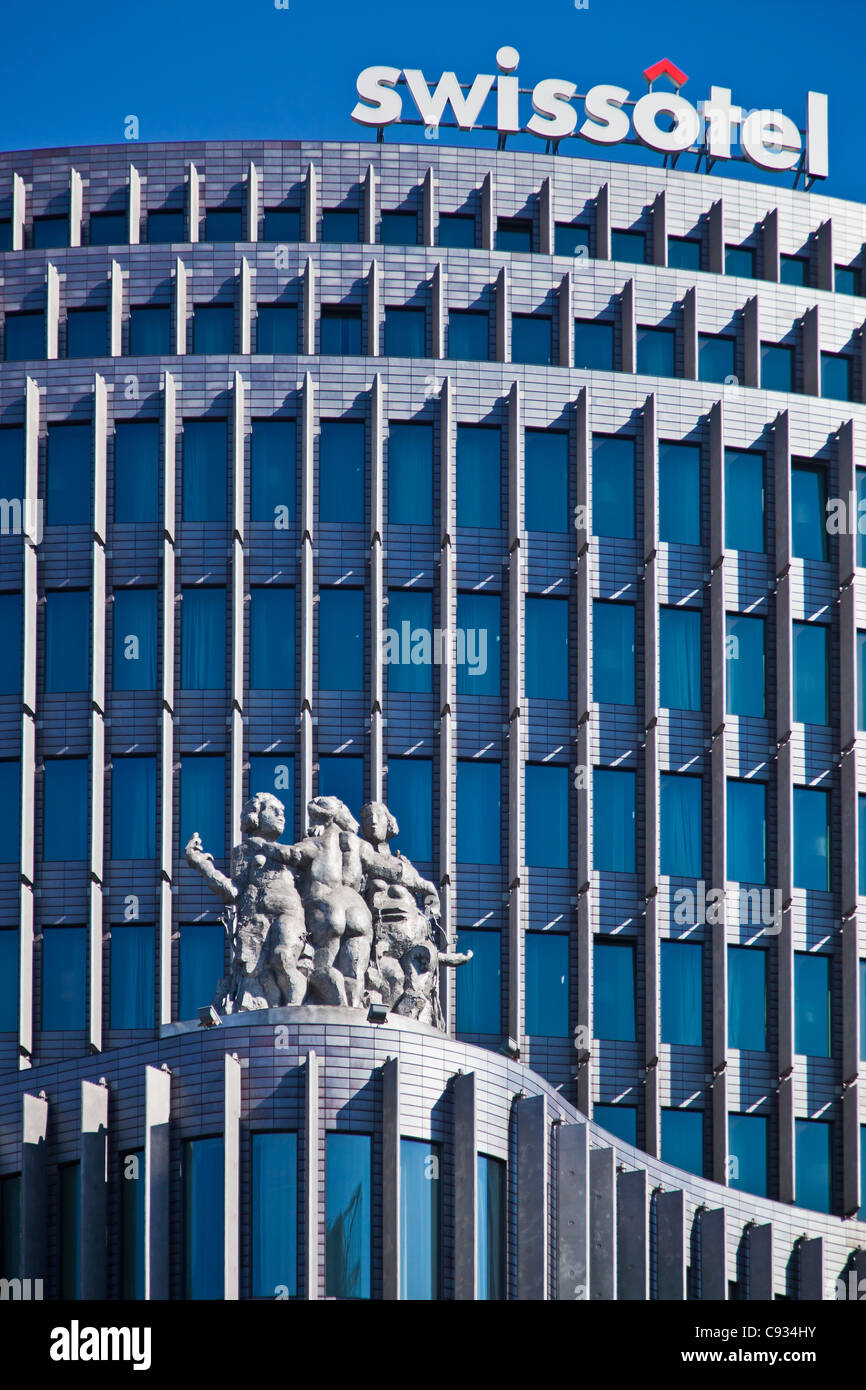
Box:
[1,136,866,1298]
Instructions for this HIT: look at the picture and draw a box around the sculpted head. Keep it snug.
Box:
[307,795,359,834]
[360,801,398,847]
[241,792,286,842]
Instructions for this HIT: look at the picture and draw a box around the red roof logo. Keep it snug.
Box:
[642,58,689,90]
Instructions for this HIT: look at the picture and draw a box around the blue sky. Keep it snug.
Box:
[1,0,864,201]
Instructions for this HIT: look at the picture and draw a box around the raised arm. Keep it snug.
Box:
[246,834,316,870]
[184,832,237,904]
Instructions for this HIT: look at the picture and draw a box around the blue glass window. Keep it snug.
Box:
[45,590,89,692]
[860,799,866,898]
[456,591,500,696]
[89,212,127,247]
[5,312,45,362]
[593,769,635,872]
[250,587,295,689]
[42,926,87,1030]
[457,760,500,864]
[574,320,614,370]
[0,426,24,504]
[319,588,363,691]
[727,781,767,884]
[129,305,171,356]
[47,423,90,525]
[252,1132,298,1299]
[457,425,500,527]
[183,1138,224,1299]
[449,310,489,361]
[791,463,827,561]
[193,304,233,354]
[793,622,829,725]
[0,594,21,694]
[182,420,226,522]
[33,215,68,249]
[318,756,363,812]
[147,209,185,243]
[120,1151,145,1300]
[380,211,417,246]
[592,435,634,538]
[400,1139,441,1300]
[44,759,88,860]
[750,991,791,1094]
[697,333,735,384]
[794,787,830,891]
[780,254,808,287]
[525,933,569,1036]
[476,1155,506,1301]
[659,442,700,543]
[512,314,552,366]
[321,209,360,243]
[661,941,703,1045]
[325,1132,371,1299]
[388,589,433,694]
[204,208,243,242]
[0,928,17,1029]
[593,602,635,704]
[387,759,432,862]
[636,326,675,376]
[179,756,225,858]
[861,960,866,1057]
[728,1115,767,1197]
[112,758,156,859]
[178,923,224,1020]
[660,775,702,878]
[456,930,500,1034]
[554,223,590,256]
[113,589,157,691]
[114,419,159,523]
[668,236,701,270]
[725,245,755,277]
[110,926,154,1029]
[67,308,107,358]
[659,607,701,711]
[525,430,567,532]
[593,939,636,1040]
[320,420,364,523]
[724,449,764,552]
[384,307,425,357]
[388,423,433,525]
[835,266,860,296]
[0,220,10,251]
[858,470,866,569]
[761,342,795,391]
[526,764,568,868]
[251,419,295,523]
[249,756,294,838]
[257,304,298,354]
[821,353,851,402]
[0,761,20,862]
[661,1109,703,1176]
[594,1106,637,1145]
[496,217,532,251]
[438,214,475,248]
[59,1163,80,1300]
[795,952,831,1057]
[725,614,765,716]
[526,596,568,700]
[795,1121,831,1213]
[181,588,225,689]
[612,229,646,263]
[321,307,362,355]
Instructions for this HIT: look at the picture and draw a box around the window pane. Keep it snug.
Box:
[457,761,500,864]
[249,756,294,839]
[525,933,568,1036]
[793,623,828,725]
[592,436,634,538]
[318,756,363,812]
[660,775,702,877]
[400,1139,441,1300]
[779,254,808,287]
[184,1138,224,1299]
[67,308,107,358]
[179,756,225,858]
[659,442,700,543]
[380,211,417,246]
[594,1105,637,1145]
[110,926,154,1028]
[526,597,568,699]
[593,602,634,705]
[388,423,433,525]
[322,209,360,243]
[795,1120,830,1213]
[457,425,500,527]
[456,592,500,696]
[724,449,764,552]
[795,952,831,1057]
[821,352,851,402]
[263,209,301,241]
[476,1155,506,1300]
[835,266,860,296]
[59,1163,80,1299]
[861,960,866,1057]
[636,326,674,377]
[525,430,567,532]
[89,212,127,247]
[319,589,363,690]
[438,214,475,248]
[661,941,703,1045]
[728,946,767,1050]
[593,769,635,872]
[251,419,295,523]
[120,1151,145,1300]
[668,236,701,270]
[728,1115,767,1197]
[193,304,233,354]
[181,588,225,689]
[0,928,18,1028]
[183,420,226,522]
[320,420,364,522]
[114,420,159,523]
[147,209,185,243]
[47,424,90,525]
[593,940,635,1040]
[697,333,735,385]
[612,229,646,263]
[0,595,21,695]
[112,758,156,859]
[113,589,157,691]
[727,781,766,884]
[791,464,827,561]
[45,591,89,691]
[387,759,432,861]
[384,307,425,357]
[725,245,755,277]
[44,760,88,860]
[257,304,298,354]
[0,427,24,505]
[0,762,21,863]
[252,1132,298,1298]
[321,308,362,355]
[449,310,489,361]
[178,923,224,1020]
[496,218,532,251]
[250,587,294,689]
[761,342,794,391]
[659,607,701,711]
[555,223,590,257]
[204,209,243,242]
[5,312,45,362]
[660,1109,703,1176]
[512,314,552,366]
[33,215,68,249]
[858,470,866,569]
[387,589,433,694]
[456,930,500,1033]
[325,1133,371,1299]
[794,787,830,890]
[129,305,171,356]
[725,614,765,716]
[42,927,87,1030]
[525,765,568,868]
[861,799,866,899]
[574,320,614,370]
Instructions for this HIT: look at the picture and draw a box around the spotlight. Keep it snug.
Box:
[499,1037,520,1060]
[368,1003,389,1024]
[198,1005,221,1028]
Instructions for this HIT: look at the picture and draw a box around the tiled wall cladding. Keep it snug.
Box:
[1,141,866,1241]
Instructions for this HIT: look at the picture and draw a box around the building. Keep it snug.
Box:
[0,135,866,1300]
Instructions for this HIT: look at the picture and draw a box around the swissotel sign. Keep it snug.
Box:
[351,48,828,180]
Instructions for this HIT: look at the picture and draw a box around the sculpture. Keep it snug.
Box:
[184,792,471,1029]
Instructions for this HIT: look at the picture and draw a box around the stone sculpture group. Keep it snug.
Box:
[184,792,471,1030]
